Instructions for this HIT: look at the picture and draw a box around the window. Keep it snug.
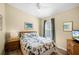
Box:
[45,20,52,39]
[44,18,55,42]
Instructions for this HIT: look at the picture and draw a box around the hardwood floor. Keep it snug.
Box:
[5,47,67,55]
[5,49,22,55]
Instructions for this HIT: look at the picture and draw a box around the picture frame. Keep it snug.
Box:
[64,21,73,32]
[0,15,2,31]
[24,23,33,30]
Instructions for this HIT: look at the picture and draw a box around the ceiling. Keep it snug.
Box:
[9,3,79,18]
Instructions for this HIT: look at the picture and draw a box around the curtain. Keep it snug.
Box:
[51,18,55,42]
[43,20,46,37]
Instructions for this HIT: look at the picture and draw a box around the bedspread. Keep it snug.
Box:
[20,36,54,55]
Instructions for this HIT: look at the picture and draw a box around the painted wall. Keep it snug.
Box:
[0,4,5,54]
[39,19,44,36]
[54,6,79,50]
[5,4,40,37]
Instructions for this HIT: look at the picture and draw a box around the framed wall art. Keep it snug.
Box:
[0,15,2,31]
[24,23,33,30]
[64,21,73,32]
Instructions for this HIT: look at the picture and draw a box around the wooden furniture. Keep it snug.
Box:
[67,39,79,55]
[5,37,20,52]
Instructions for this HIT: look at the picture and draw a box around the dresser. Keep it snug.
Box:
[5,37,20,52]
[67,39,79,55]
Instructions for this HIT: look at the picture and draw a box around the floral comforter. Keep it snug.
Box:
[20,36,54,55]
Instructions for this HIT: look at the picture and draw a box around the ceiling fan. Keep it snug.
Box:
[37,3,40,9]
[36,3,50,9]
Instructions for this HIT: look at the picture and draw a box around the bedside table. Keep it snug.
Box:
[5,37,20,52]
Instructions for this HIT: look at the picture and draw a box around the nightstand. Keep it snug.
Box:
[67,39,79,55]
[5,37,20,52]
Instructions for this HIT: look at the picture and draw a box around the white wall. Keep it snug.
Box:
[5,4,40,37]
[0,4,5,54]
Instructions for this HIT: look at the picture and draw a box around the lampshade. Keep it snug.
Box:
[10,31,18,37]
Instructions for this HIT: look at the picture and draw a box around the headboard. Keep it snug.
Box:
[19,31,37,38]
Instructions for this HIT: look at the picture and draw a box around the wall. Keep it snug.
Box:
[5,4,40,37]
[53,6,79,50]
[39,19,44,36]
[0,4,5,54]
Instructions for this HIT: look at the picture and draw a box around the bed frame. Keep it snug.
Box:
[19,31,37,38]
[19,31,55,55]
[19,31,37,55]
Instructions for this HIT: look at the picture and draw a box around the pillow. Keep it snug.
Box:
[23,33,30,37]
[29,32,38,37]
[21,32,38,39]
[20,33,29,39]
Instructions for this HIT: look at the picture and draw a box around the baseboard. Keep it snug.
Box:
[56,45,67,51]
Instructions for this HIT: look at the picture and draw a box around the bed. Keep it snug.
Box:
[19,31,54,55]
